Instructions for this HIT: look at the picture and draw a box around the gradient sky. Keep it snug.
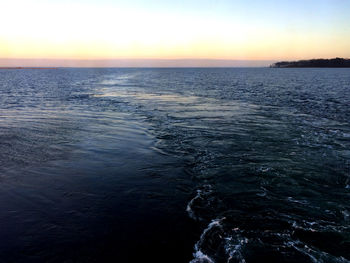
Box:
[1,0,350,66]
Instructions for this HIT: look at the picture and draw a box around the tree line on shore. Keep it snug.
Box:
[270,58,350,68]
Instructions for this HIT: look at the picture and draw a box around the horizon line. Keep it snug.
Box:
[1,57,347,68]
[0,66,273,69]
[0,58,277,68]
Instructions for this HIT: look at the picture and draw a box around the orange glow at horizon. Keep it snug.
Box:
[1,0,350,63]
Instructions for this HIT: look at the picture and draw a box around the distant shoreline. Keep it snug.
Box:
[270,58,350,68]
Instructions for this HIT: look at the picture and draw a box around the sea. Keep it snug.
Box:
[0,68,349,263]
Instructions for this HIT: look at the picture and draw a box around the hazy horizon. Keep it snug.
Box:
[1,57,349,68]
[0,58,280,67]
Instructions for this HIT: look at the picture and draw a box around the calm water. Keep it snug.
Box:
[0,68,349,263]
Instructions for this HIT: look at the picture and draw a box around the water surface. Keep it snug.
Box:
[0,68,349,262]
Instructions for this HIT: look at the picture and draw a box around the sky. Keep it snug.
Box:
[0,0,349,67]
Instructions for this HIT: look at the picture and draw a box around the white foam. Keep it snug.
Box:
[186,185,214,220]
[186,189,202,220]
[189,218,225,263]
[190,250,215,263]
[197,218,224,248]
[224,235,248,263]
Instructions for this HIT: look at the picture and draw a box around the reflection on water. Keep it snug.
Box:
[0,68,349,263]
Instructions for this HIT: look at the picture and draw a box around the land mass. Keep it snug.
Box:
[270,58,350,68]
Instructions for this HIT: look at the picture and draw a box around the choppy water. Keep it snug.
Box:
[0,68,349,263]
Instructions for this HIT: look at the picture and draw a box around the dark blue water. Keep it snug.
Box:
[0,68,349,263]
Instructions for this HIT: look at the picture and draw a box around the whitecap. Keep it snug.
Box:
[189,218,225,263]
